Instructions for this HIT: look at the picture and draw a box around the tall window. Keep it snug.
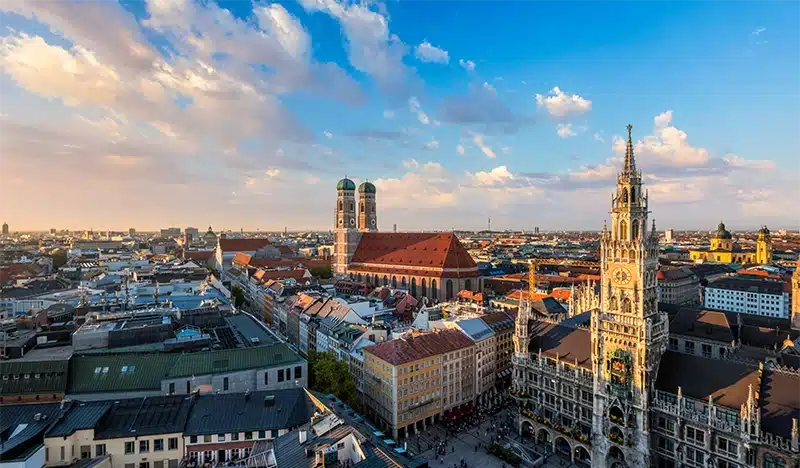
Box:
[465,279,472,291]
[411,278,417,297]
[619,220,628,241]
[431,280,438,299]
[631,220,639,239]
[421,278,427,297]
[621,189,629,204]
[446,280,454,300]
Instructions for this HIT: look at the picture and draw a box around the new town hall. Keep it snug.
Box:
[512,126,799,468]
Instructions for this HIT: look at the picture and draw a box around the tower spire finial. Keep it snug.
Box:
[624,124,636,175]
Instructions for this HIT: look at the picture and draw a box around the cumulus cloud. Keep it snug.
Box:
[535,86,592,117]
[414,40,449,64]
[298,0,413,95]
[458,58,476,71]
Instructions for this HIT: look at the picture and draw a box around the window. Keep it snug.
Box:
[245,432,253,440]
[124,442,135,454]
[61,446,65,460]
[218,434,226,442]
[686,447,704,465]
[189,436,198,444]
[140,463,150,468]
[657,416,675,432]
[223,377,229,391]
[668,338,678,351]
[139,440,150,453]
[45,448,49,462]
[685,426,704,444]
[232,433,240,441]
[168,438,178,450]
[717,437,737,457]
[203,435,212,443]
[763,454,786,468]
[264,372,269,385]
[187,381,191,394]
[81,445,91,459]
[278,369,285,382]
[701,344,712,358]
[684,341,695,354]
[169,382,175,394]
[657,436,674,453]
[295,366,302,379]
[154,439,164,452]
[258,431,266,439]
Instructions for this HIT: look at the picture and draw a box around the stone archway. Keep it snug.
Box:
[554,436,571,457]
[521,420,534,438]
[536,428,552,446]
[607,446,626,468]
[574,446,590,466]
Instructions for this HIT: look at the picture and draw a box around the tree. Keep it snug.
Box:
[310,265,333,280]
[231,285,246,308]
[307,350,359,411]
[50,250,67,270]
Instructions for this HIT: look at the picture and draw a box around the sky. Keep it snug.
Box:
[0,0,798,232]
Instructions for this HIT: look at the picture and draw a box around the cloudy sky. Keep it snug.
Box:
[1,0,798,232]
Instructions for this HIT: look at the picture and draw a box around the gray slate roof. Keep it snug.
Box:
[0,403,62,461]
[184,388,311,436]
[46,401,112,438]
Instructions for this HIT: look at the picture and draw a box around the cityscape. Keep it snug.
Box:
[1,2,799,468]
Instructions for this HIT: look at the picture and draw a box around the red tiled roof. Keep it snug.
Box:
[232,252,253,267]
[457,290,484,302]
[219,238,272,252]
[249,257,330,269]
[550,289,572,301]
[350,232,478,273]
[365,329,474,366]
[276,245,296,256]
[256,269,310,283]
[184,250,215,261]
[505,290,548,302]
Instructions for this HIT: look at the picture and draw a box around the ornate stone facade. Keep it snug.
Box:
[512,126,799,468]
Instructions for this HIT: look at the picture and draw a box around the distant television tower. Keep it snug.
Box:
[488,217,491,232]
[393,224,397,233]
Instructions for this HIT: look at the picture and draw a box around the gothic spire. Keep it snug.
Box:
[623,124,636,175]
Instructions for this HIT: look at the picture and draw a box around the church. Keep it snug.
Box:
[689,222,773,265]
[512,126,799,468]
[332,178,480,303]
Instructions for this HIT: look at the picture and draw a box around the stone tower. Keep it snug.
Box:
[512,260,535,365]
[358,181,378,232]
[756,225,773,265]
[333,177,360,276]
[792,260,800,331]
[590,125,669,468]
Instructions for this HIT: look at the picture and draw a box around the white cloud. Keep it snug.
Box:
[323,131,333,139]
[472,166,514,186]
[423,139,439,150]
[298,0,411,94]
[456,144,465,156]
[654,110,673,128]
[458,58,476,71]
[402,158,420,169]
[535,86,592,117]
[482,81,496,93]
[266,168,281,178]
[722,154,775,171]
[408,96,430,124]
[414,40,449,64]
[613,111,709,167]
[556,123,576,138]
[472,134,496,159]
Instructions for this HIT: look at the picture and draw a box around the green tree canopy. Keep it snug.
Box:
[307,350,359,411]
[231,285,246,307]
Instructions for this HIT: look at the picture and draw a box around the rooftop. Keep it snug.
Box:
[184,388,311,436]
[220,238,272,253]
[707,276,787,295]
[349,232,478,276]
[365,329,474,366]
[669,308,734,343]
[759,368,800,439]
[0,359,69,396]
[94,395,193,439]
[527,321,592,369]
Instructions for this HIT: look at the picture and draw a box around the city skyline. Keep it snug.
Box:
[1,1,798,231]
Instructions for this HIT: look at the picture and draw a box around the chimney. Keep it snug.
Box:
[299,430,308,444]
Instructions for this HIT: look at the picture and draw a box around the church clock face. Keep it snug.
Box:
[349,218,355,226]
[612,267,631,285]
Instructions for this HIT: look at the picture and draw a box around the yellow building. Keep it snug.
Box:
[362,329,475,439]
[792,260,800,331]
[689,222,772,265]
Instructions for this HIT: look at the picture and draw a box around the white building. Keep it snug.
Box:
[704,276,790,318]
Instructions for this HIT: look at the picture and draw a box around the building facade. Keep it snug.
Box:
[511,126,800,468]
[657,267,700,305]
[704,276,790,319]
[689,223,773,265]
[793,261,800,330]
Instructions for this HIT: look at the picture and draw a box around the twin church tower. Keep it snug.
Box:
[333,178,377,275]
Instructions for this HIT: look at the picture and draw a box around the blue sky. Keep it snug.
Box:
[1,0,798,231]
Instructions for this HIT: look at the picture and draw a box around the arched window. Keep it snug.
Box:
[621,189,629,205]
[431,280,438,299]
[411,278,417,297]
[619,220,628,241]
[349,203,354,211]
[360,204,364,213]
[357,273,362,282]
[383,275,389,286]
[446,280,454,300]
[631,220,639,240]
[621,297,632,314]
[401,277,407,290]
[338,200,343,211]
[391,276,397,288]
[421,278,427,297]
[610,296,618,311]
[465,279,472,291]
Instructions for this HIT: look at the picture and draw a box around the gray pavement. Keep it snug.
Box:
[400,406,580,468]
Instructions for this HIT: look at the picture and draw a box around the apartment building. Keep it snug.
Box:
[657,266,700,305]
[454,317,496,404]
[480,311,515,389]
[362,329,474,439]
[704,276,790,319]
